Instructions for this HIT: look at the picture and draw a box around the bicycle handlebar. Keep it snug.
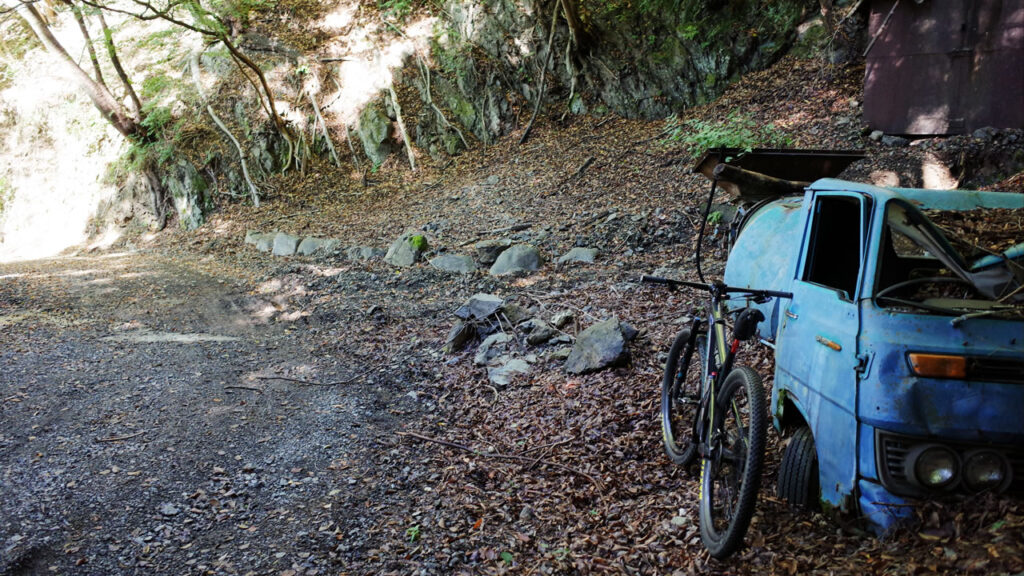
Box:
[640,275,793,300]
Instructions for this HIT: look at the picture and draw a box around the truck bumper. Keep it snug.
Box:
[857,478,914,535]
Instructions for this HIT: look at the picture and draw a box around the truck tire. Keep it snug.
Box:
[777,425,820,510]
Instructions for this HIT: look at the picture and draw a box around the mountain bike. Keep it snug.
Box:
[642,275,791,559]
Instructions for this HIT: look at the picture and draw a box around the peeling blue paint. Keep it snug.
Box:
[724,178,1024,533]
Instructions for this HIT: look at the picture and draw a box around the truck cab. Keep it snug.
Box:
[723,179,1024,532]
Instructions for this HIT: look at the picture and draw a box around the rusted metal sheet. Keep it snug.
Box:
[692,148,865,198]
[864,0,1024,135]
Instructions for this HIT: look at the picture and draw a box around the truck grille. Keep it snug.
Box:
[876,432,1024,497]
[968,357,1024,385]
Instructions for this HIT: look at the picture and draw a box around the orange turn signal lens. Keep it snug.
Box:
[908,353,967,379]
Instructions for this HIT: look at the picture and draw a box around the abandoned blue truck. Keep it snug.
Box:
[723,178,1024,532]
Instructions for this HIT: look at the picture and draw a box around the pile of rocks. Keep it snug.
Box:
[245,229,601,277]
[443,293,639,386]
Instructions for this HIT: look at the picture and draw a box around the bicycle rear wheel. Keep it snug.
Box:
[661,328,708,466]
[699,365,766,559]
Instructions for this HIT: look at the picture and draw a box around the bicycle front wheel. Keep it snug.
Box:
[699,365,766,559]
[661,328,707,466]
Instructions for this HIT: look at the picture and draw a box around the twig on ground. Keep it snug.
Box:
[95,431,146,443]
[458,223,533,246]
[225,384,263,392]
[398,431,603,489]
[256,370,369,386]
[573,156,595,180]
[519,437,573,455]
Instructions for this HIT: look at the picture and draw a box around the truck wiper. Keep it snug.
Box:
[874,296,965,316]
[950,305,1024,327]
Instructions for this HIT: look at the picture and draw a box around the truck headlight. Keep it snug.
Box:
[963,450,1010,492]
[905,445,959,490]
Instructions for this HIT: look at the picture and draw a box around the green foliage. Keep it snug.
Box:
[0,174,12,218]
[140,74,174,101]
[222,0,278,21]
[665,109,791,152]
[499,551,514,565]
[405,524,420,543]
[379,0,415,20]
[0,20,38,91]
[184,1,228,35]
[138,29,178,50]
[409,234,428,251]
[581,0,806,55]
[707,211,723,225]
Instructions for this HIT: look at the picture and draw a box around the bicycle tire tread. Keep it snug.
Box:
[699,365,766,560]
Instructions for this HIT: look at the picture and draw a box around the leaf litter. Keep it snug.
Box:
[2,52,1024,575]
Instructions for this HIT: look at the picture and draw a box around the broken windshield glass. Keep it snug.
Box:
[876,201,1024,315]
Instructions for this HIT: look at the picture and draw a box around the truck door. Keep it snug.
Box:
[775,193,868,509]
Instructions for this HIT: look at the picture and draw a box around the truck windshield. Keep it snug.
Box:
[875,201,1024,320]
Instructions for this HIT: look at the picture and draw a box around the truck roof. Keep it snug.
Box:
[807,178,1024,210]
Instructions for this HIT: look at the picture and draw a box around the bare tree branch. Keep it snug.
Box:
[97,9,142,119]
[64,0,108,89]
[13,0,140,139]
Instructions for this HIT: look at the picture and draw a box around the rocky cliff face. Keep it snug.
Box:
[408,0,812,151]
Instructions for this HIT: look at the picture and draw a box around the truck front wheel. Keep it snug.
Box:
[777,425,820,510]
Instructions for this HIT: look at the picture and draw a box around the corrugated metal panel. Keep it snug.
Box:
[864,0,1024,135]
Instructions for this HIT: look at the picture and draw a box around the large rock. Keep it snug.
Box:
[429,253,476,274]
[346,246,385,261]
[297,237,340,256]
[474,332,512,366]
[256,236,274,252]
[500,303,532,325]
[443,321,476,353]
[385,232,430,267]
[564,318,630,374]
[473,238,512,265]
[272,232,301,256]
[557,247,598,265]
[246,231,276,252]
[489,244,542,276]
[454,293,504,321]
[165,159,210,230]
[357,100,393,166]
[551,310,574,329]
[244,230,272,245]
[487,357,531,387]
[526,320,557,345]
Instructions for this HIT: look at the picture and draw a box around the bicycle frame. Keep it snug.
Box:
[693,289,740,458]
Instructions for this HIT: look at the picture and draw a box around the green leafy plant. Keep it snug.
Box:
[379,0,414,20]
[499,551,514,565]
[666,109,791,152]
[405,524,420,543]
[0,175,12,218]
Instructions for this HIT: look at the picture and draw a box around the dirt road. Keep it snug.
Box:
[0,250,431,575]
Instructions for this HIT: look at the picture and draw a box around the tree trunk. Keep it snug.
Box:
[65,0,107,89]
[16,1,141,140]
[560,0,592,51]
[97,10,142,119]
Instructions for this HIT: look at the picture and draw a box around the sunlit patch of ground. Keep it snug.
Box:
[0,18,125,263]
